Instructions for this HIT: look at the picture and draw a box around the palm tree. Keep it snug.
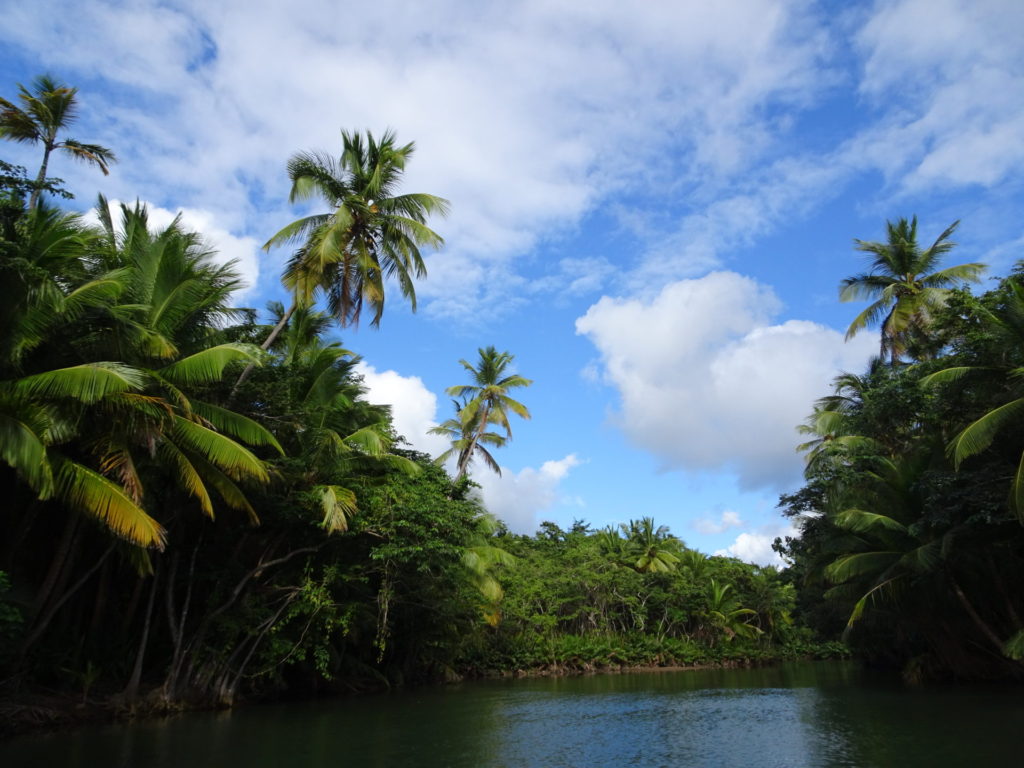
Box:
[0,205,164,546]
[796,368,892,472]
[253,313,418,533]
[702,580,761,644]
[619,517,681,573]
[818,448,1023,663]
[232,130,448,394]
[86,199,281,524]
[436,346,532,481]
[429,399,508,478]
[840,217,984,364]
[595,525,628,565]
[461,513,516,626]
[0,200,281,548]
[0,74,116,208]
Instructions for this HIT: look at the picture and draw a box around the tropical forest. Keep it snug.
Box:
[1,69,1023,750]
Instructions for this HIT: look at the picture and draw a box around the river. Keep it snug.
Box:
[2,661,1021,767]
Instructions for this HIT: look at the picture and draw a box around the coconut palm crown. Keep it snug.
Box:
[266,128,450,329]
[433,346,531,481]
[840,217,984,364]
[0,74,116,208]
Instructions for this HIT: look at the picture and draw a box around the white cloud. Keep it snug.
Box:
[576,271,876,489]
[715,522,798,568]
[354,362,449,457]
[629,155,850,290]
[474,454,581,534]
[7,0,1020,329]
[2,0,833,321]
[851,0,1024,192]
[693,509,744,535]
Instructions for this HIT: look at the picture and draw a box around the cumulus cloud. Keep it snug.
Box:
[1,0,833,321]
[474,454,581,534]
[354,362,449,457]
[5,1,1020,328]
[715,522,798,568]
[693,509,744,535]
[576,271,876,489]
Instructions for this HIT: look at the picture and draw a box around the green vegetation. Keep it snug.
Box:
[0,82,807,728]
[469,520,838,673]
[840,217,984,363]
[779,229,1024,682]
[2,74,1022,736]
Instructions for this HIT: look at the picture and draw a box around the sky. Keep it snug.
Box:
[3,0,1023,565]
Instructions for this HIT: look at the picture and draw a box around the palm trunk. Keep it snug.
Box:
[124,562,161,703]
[950,576,1005,654]
[230,300,296,398]
[221,591,298,706]
[3,498,40,571]
[29,512,79,625]
[162,541,199,703]
[455,402,490,481]
[19,544,114,657]
[28,143,53,210]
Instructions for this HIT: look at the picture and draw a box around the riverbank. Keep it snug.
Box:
[0,639,849,740]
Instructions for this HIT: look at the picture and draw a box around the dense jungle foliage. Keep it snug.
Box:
[0,78,811,732]
[777,224,1024,682]
[1,76,1022,736]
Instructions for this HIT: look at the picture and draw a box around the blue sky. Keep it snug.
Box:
[3,0,1023,563]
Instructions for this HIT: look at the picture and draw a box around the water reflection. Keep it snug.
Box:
[3,662,1022,768]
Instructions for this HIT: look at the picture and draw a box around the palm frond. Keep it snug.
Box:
[191,401,284,455]
[171,416,270,483]
[158,440,213,517]
[159,343,263,387]
[825,551,898,583]
[59,139,116,173]
[949,398,1024,466]
[17,362,145,403]
[0,409,53,495]
[316,484,357,533]
[54,457,165,549]
[834,509,908,534]
[184,449,259,523]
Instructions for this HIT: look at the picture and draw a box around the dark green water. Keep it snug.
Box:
[3,662,1022,767]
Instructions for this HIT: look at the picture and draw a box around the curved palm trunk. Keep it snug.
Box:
[455,402,490,481]
[19,543,114,658]
[950,576,1006,654]
[230,300,296,397]
[29,142,54,210]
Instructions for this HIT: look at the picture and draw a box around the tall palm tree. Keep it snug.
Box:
[232,129,448,393]
[86,199,281,525]
[436,346,532,481]
[250,311,418,534]
[840,217,984,364]
[429,399,507,478]
[0,74,116,208]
